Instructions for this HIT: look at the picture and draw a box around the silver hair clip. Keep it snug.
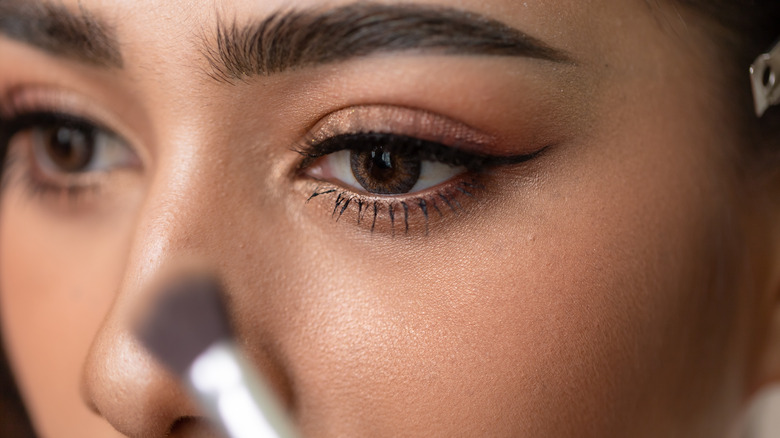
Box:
[751,40,780,117]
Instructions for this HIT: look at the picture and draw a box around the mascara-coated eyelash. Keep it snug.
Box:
[297,131,545,235]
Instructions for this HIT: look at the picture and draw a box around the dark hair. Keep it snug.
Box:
[680,1,780,152]
[682,0,779,49]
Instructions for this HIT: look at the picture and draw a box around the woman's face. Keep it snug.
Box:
[1,0,778,437]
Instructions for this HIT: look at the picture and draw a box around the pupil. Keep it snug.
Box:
[44,125,94,172]
[369,149,397,181]
[372,150,393,170]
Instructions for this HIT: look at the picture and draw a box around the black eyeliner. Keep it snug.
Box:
[297,132,541,172]
[0,111,102,141]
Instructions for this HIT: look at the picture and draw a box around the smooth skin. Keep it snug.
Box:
[1,0,780,437]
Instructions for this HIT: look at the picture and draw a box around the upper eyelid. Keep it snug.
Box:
[296,132,479,157]
[0,86,151,164]
[1,111,114,134]
[301,105,497,151]
[294,132,486,169]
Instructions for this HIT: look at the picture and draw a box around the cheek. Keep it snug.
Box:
[0,192,134,436]
[270,128,746,437]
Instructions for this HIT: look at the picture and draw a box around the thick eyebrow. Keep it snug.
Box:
[0,0,122,68]
[206,3,571,82]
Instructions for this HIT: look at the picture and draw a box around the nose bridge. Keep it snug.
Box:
[137,146,221,268]
[80,140,240,437]
[128,132,240,281]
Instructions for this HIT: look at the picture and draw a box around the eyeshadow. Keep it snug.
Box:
[304,105,497,154]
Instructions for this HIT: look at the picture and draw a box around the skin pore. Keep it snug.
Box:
[1,0,780,437]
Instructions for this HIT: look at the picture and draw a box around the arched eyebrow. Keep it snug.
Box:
[205,3,572,82]
[0,1,571,80]
[0,0,122,68]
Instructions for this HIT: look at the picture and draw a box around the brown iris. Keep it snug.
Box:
[350,147,422,194]
[40,124,95,172]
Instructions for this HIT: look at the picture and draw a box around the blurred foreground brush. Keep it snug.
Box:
[134,274,299,438]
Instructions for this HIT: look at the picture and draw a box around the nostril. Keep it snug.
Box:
[169,415,197,432]
[167,416,223,438]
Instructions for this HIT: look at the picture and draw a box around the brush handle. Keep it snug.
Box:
[186,341,299,438]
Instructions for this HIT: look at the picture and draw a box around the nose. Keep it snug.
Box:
[79,147,292,437]
[80,151,218,437]
[80,320,203,437]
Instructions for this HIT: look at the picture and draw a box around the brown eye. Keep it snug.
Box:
[5,114,140,179]
[305,134,466,197]
[40,124,95,172]
[350,147,422,194]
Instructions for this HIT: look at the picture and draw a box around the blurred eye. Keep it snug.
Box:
[304,133,466,196]
[1,112,140,203]
[3,113,139,182]
[24,116,137,177]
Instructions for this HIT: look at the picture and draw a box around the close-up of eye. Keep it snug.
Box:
[303,134,466,196]
[289,105,551,233]
[1,111,139,201]
[297,129,544,233]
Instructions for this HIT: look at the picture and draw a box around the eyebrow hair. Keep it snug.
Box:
[0,0,122,68]
[206,3,571,82]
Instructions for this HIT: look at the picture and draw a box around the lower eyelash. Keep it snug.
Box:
[307,178,486,236]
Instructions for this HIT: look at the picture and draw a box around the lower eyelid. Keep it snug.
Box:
[300,172,488,237]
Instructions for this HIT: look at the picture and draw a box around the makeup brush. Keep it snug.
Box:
[134,274,299,438]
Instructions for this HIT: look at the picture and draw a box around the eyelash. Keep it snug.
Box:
[296,132,542,235]
[305,179,485,236]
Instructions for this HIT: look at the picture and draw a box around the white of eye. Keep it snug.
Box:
[410,160,465,192]
[316,149,466,194]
